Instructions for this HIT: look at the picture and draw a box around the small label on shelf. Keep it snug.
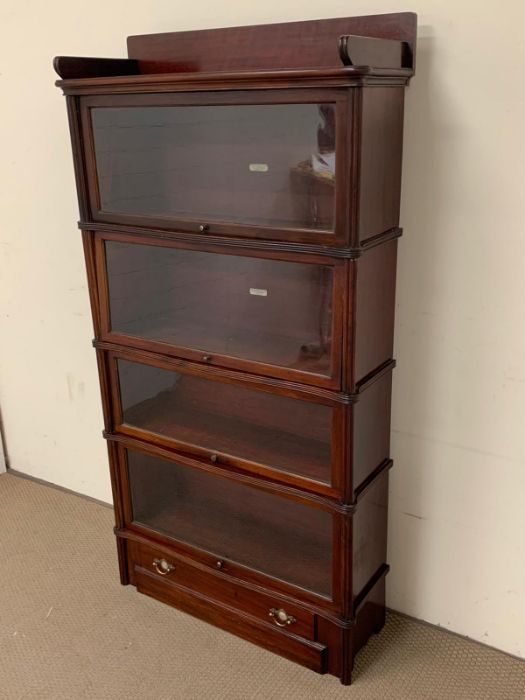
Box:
[249,288,268,297]
[249,163,269,172]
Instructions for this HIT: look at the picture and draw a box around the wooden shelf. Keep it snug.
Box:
[123,389,331,484]
[115,318,332,375]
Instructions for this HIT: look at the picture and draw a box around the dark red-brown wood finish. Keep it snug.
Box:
[54,12,416,684]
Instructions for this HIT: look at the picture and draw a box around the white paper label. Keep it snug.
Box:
[249,288,268,297]
[249,163,269,172]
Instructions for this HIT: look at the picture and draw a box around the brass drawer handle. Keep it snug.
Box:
[269,608,296,627]
[199,224,209,232]
[153,558,175,576]
[202,355,212,362]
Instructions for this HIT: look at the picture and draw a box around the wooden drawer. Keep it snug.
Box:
[133,564,328,673]
[128,540,316,640]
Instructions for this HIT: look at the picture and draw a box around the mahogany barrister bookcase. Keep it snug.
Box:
[54,12,416,684]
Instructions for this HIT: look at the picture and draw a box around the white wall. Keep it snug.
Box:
[1,0,524,659]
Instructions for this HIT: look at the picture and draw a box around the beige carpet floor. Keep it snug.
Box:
[0,472,524,699]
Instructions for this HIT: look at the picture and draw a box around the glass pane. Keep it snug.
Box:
[118,359,332,484]
[92,103,336,231]
[106,241,334,378]
[127,449,333,597]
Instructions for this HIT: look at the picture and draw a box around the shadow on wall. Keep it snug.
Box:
[387,28,442,612]
[386,18,525,655]
[0,405,7,473]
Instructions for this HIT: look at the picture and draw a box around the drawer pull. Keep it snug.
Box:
[216,559,224,570]
[210,454,218,463]
[269,608,296,628]
[202,355,212,362]
[199,224,209,232]
[153,558,175,576]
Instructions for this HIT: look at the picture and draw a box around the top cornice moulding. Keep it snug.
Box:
[54,12,417,90]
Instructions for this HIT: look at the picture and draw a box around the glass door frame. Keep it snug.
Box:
[79,88,353,246]
[104,346,346,499]
[94,230,346,390]
[113,438,347,612]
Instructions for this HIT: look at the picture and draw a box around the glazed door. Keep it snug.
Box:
[122,446,335,599]
[107,350,343,494]
[96,233,344,388]
[81,90,350,244]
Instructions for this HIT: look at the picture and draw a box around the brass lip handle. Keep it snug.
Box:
[152,558,175,576]
[215,559,224,570]
[202,355,212,362]
[199,224,209,232]
[269,608,296,628]
[210,454,218,463]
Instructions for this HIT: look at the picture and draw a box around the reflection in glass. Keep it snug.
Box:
[106,241,334,377]
[92,103,336,230]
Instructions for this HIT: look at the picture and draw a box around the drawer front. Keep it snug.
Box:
[81,91,347,245]
[121,446,334,600]
[111,352,337,490]
[132,566,328,673]
[128,540,316,640]
[97,233,343,388]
